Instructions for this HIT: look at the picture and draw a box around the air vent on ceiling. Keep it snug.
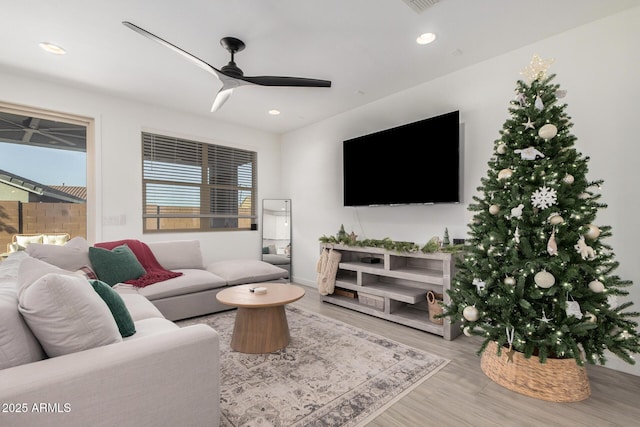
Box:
[401,0,439,14]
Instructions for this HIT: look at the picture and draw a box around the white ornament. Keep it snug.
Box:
[548,213,564,225]
[489,204,500,215]
[472,278,487,294]
[463,306,480,322]
[578,192,590,200]
[531,185,558,210]
[514,225,521,244]
[555,89,567,98]
[547,230,558,256]
[566,299,583,319]
[588,280,605,293]
[514,146,545,160]
[496,143,507,154]
[584,312,597,323]
[463,326,474,337]
[563,174,574,184]
[534,270,555,288]
[574,236,596,260]
[510,204,524,219]
[538,308,552,324]
[504,276,516,286]
[585,224,601,240]
[538,123,558,140]
[523,118,535,130]
[498,168,513,180]
[535,95,544,110]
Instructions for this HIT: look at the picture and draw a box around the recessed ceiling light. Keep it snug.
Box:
[39,42,66,55]
[416,33,436,45]
[268,109,281,115]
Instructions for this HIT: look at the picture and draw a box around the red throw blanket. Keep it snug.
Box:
[94,239,183,287]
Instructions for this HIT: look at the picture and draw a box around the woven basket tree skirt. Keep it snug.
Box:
[480,341,591,402]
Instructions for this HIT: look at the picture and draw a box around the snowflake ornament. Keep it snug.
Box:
[531,185,557,209]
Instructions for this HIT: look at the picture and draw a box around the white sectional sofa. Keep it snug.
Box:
[0,238,290,426]
[24,238,290,320]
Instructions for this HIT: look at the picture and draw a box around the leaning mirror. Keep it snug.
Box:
[262,199,291,280]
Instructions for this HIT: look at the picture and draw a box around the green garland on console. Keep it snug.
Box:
[319,232,464,254]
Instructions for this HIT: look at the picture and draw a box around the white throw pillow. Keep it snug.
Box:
[206,259,289,285]
[17,258,121,358]
[26,236,91,271]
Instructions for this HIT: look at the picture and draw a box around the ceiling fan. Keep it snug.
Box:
[122,21,331,112]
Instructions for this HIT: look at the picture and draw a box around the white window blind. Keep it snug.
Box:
[142,132,257,232]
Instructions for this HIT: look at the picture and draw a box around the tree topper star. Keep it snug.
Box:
[520,54,555,82]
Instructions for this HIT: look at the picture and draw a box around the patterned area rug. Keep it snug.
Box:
[178,305,449,427]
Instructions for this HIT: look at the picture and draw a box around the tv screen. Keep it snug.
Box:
[343,110,460,206]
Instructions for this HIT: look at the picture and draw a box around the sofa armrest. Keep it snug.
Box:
[0,324,220,427]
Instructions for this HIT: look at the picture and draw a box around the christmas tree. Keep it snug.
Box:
[443,55,640,366]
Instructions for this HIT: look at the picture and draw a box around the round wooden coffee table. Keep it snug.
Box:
[216,283,305,354]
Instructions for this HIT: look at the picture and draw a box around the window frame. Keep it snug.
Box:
[141,131,257,233]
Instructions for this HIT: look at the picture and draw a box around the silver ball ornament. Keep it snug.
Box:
[588,280,605,293]
[489,204,500,215]
[549,214,564,225]
[538,123,558,140]
[498,168,513,180]
[534,270,555,288]
[463,306,480,322]
[585,224,601,240]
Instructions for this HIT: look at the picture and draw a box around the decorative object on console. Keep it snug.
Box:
[316,247,342,296]
[427,290,444,325]
[319,234,465,254]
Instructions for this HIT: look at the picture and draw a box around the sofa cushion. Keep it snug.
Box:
[133,269,227,301]
[89,279,136,338]
[17,258,122,358]
[118,293,166,321]
[0,252,46,369]
[88,244,147,286]
[125,317,179,340]
[147,240,204,270]
[15,234,43,249]
[206,259,289,285]
[26,236,91,271]
[42,233,70,245]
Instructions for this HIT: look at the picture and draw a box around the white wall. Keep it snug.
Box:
[0,71,282,265]
[282,8,640,375]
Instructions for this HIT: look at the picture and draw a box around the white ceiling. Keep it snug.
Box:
[1,0,638,134]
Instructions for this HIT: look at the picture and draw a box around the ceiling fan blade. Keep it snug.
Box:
[211,88,234,112]
[239,75,331,87]
[122,21,222,80]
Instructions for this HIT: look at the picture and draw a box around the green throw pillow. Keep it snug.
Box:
[88,245,146,286]
[89,279,136,337]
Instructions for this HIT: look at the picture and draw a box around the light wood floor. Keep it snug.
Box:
[291,285,640,427]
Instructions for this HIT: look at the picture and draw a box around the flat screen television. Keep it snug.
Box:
[343,110,460,207]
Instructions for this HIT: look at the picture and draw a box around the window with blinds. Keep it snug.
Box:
[142,132,257,232]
